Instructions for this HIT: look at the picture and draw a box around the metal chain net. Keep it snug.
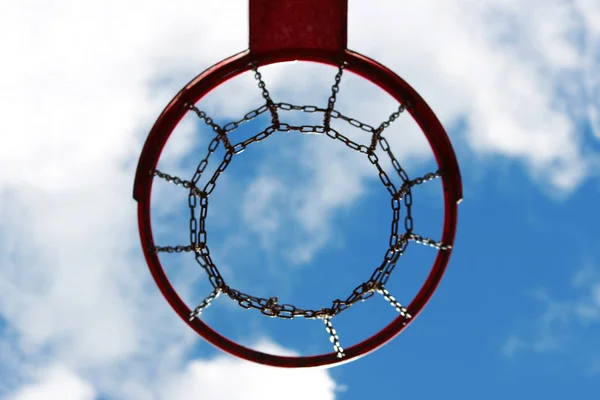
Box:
[151,64,451,358]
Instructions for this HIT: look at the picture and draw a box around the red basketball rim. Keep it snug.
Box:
[133,47,462,368]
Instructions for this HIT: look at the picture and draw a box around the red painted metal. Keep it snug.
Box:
[133,0,462,369]
[134,49,462,368]
[249,0,347,54]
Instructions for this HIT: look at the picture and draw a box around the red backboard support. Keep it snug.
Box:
[249,0,348,54]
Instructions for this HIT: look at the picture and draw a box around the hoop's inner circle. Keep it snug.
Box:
[134,49,462,368]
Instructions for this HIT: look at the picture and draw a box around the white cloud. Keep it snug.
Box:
[503,264,600,371]
[160,341,338,400]
[6,366,95,400]
[0,2,339,398]
[235,0,600,263]
[240,137,374,263]
[0,0,599,397]
[572,267,600,324]
[243,175,286,252]
[502,334,523,358]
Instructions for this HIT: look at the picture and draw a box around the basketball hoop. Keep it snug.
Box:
[133,0,463,368]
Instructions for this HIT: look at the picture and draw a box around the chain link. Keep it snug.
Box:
[370,103,408,151]
[150,64,452,358]
[151,170,202,195]
[186,103,232,152]
[411,170,442,186]
[397,170,443,198]
[252,63,280,127]
[408,233,452,251]
[377,286,412,319]
[155,245,196,253]
[323,317,345,358]
[324,62,347,131]
[223,104,270,133]
[189,288,221,321]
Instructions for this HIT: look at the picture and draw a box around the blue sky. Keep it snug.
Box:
[1,0,599,399]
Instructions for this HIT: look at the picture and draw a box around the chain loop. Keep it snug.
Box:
[323,317,345,358]
[324,62,347,131]
[377,286,412,319]
[150,65,451,358]
[252,63,280,127]
[186,103,232,152]
[189,288,222,321]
